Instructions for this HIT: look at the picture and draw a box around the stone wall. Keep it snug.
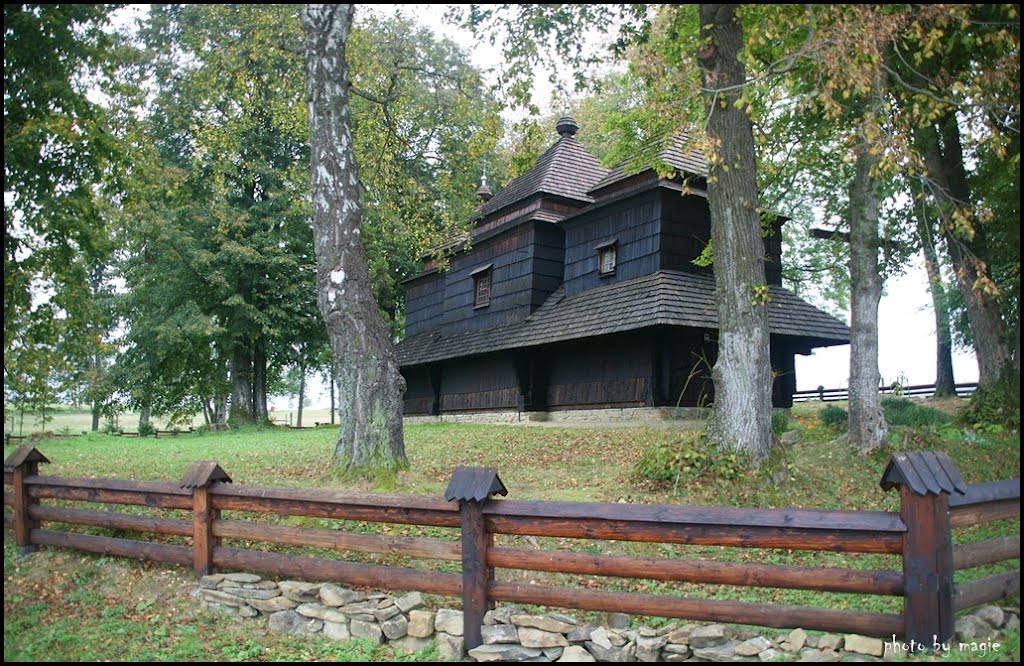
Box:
[404,407,710,428]
[198,573,1019,662]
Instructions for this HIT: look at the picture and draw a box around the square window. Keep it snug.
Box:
[598,244,617,275]
[474,270,491,308]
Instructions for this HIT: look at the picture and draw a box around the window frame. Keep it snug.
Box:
[470,264,493,309]
[595,239,618,277]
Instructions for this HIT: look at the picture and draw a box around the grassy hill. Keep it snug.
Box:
[3,399,1019,661]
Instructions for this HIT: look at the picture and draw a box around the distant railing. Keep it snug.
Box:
[3,446,1019,653]
[793,382,978,403]
[117,427,195,439]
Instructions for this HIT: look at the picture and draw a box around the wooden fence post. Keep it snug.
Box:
[4,445,50,556]
[181,461,232,577]
[445,466,508,651]
[881,452,966,651]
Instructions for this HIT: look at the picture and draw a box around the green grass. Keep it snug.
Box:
[3,404,335,437]
[3,399,1020,661]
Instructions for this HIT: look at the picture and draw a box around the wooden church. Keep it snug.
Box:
[395,117,849,416]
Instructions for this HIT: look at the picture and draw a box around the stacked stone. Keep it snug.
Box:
[198,574,1019,662]
[198,573,435,655]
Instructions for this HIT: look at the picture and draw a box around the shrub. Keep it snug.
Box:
[101,414,120,435]
[881,397,951,428]
[961,372,1020,433]
[771,411,790,437]
[819,404,848,432]
[636,432,747,485]
[137,420,155,437]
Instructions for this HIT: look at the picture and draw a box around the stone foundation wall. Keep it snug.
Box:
[404,407,711,428]
[198,572,1019,662]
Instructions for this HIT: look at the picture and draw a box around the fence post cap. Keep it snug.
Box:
[180,461,232,489]
[880,451,966,497]
[3,444,49,472]
[444,466,507,503]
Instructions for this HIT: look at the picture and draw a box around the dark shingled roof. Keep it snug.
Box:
[444,466,508,503]
[880,451,967,497]
[589,134,708,194]
[396,270,849,367]
[479,133,609,217]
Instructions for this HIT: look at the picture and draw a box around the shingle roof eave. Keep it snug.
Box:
[396,270,850,367]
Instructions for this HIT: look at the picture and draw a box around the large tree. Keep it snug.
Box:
[303,4,407,477]
[696,5,773,461]
[4,4,121,418]
[458,3,775,461]
[114,5,500,434]
[847,121,887,453]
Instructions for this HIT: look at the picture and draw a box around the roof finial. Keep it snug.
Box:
[476,173,493,203]
[556,116,578,138]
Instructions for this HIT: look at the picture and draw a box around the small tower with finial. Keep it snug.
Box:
[475,173,492,203]
[556,115,578,139]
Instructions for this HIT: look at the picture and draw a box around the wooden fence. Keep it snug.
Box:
[3,445,1019,652]
[117,427,196,439]
[793,382,978,403]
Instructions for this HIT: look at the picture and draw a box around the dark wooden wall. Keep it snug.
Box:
[442,226,534,334]
[660,190,783,286]
[562,191,662,297]
[770,336,797,408]
[440,357,521,412]
[402,329,802,415]
[404,185,785,342]
[763,219,784,287]
[658,328,718,408]
[404,272,444,337]
[653,327,797,409]
[402,365,438,415]
[545,335,654,409]
[530,223,565,307]
[659,191,713,278]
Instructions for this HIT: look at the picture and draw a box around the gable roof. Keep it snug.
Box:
[396,270,849,367]
[479,118,609,217]
[589,134,709,195]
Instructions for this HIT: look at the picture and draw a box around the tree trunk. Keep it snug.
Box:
[302,4,407,477]
[847,130,887,453]
[139,402,152,430]
[214,394,227,424]
[229,346,254,423]
[915,215,956,397]
[91,400,101,432]
[697,4,773,464]
[918,118,1011,388]
[253,340,268,422]
[297,365,306,428]
[330,372,336,425]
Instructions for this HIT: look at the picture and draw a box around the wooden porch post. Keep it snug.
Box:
[4,445,50,556]
[445,466,508,651]
[881,451,965,650]
[181,461,232,577]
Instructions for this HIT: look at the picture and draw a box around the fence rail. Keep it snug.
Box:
[793,382,978,403]
[3,445,1020,652]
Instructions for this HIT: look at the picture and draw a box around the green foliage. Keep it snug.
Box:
[107,6,505,431]
[961,373,1021,433]
[819,404,849,432]
[136,420,155,438]
[4,4,122,350]
[771,410,790,437]
[101,413,120,435]
[881,397,951,428]
[636,431,746,485]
